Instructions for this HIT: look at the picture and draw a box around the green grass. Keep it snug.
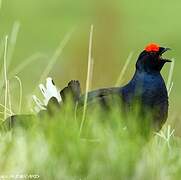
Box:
[0,108,180,180]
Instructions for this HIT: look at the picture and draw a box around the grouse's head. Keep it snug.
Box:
[136,43,171,72]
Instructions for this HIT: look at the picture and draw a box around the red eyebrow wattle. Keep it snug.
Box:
[145,43,160,52]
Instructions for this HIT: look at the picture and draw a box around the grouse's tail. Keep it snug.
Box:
[60,80,82,103]
[1,80,82,131]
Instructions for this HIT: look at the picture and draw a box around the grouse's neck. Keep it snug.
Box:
[122,69,168,104]
[130,69,164,86]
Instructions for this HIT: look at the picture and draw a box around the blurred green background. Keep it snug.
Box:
[0,0,180,131]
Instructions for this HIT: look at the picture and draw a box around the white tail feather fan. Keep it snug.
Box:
[32,77,62,112]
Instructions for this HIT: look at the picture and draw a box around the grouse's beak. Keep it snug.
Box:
[159,47,172,62]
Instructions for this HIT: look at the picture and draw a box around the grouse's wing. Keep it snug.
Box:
[78,87,121,108]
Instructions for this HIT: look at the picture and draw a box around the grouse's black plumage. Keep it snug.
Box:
[3,44,172,131]
[77,44,171,130]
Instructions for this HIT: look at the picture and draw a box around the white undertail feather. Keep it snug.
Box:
[33,77,62,112]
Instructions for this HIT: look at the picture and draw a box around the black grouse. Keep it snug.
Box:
[61,43,171,131]
[3,43,172,131]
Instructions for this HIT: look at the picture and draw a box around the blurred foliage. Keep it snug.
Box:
[0,107,180,179]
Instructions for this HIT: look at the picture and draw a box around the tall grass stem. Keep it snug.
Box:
[167,58,175,92]
[39,30,74,84]
[14,76,22,114]
[115,52,133,86]
[7,80,13,115]
[79,25,94,136]
[9,53,47,78]
[3,36,8,120]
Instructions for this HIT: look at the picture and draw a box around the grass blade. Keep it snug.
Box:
[7,21,20,69]
[79,25,94,135]
[0,0,2,10]
[115,52,133,86]
[167,58,175,91]
[3,35,8,120]
[39,29,74,83]
[7,80,13,115]
[0,22,20,91]
[9,53,47,78]
[14,76,22,114]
